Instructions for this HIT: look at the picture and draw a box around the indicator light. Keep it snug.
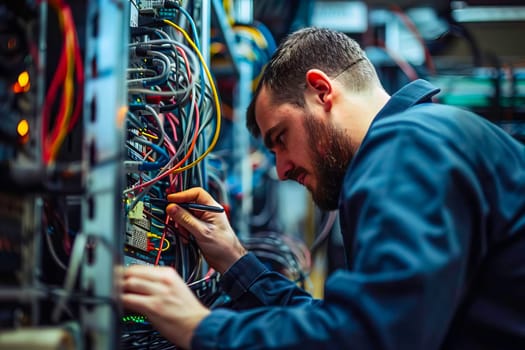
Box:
[18,71,30,88]
[17,119,30,138]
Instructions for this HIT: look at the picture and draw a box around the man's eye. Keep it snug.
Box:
[276,132,285,146]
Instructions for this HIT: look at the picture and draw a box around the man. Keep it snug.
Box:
[121,28,525,349]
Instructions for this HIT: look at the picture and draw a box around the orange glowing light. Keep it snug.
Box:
[17,119,30,138]
[12,81,30,94]
[13,82,23,93]
[7,38,17,50]
[18,71,30,87]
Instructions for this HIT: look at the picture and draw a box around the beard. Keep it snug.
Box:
[303,113,355,211]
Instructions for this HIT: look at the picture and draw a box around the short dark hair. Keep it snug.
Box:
[246,27,380,137]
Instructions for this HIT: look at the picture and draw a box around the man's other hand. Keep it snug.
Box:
[121,265,210,349]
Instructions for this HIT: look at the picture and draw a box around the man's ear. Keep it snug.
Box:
[305,69,333,112]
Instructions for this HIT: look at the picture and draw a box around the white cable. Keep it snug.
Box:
[51,233,87,322]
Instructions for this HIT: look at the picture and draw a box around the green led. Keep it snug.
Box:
[122,314,147,323]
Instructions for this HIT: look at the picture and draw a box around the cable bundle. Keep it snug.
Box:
[41,0,84,165]
[241,231,311,285]
[122,2,223,320]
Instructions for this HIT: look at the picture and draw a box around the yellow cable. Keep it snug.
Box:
[222,0,235,26]
[140,131,159,140]
[234,25,267,48]
[49,10,75,161]
[161,239,170,251]
[148,232,170,251]
[162,19,221,175]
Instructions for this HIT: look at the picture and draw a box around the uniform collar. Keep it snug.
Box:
[375,79,441,122]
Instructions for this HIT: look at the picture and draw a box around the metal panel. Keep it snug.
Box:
[81,0,129,348]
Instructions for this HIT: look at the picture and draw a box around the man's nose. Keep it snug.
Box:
[275,153,293,181]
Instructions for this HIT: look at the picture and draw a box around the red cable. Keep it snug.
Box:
[390,5,436,75]
[129,99,201,192]
[154,216,170,265]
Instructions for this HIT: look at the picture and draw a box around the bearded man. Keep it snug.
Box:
[122,27,525,350]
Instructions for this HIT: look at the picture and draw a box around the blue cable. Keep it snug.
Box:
[138,141,169,171]
[175,6,206,109]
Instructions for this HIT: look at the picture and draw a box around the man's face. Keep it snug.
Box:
[255,87,354,210]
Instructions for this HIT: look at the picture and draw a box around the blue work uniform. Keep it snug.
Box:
[192,80,525,350]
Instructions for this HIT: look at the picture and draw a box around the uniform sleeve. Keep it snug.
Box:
[220,252,319,310]
[191,118,486,350]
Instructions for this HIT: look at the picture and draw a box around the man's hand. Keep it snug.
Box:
[167,187,247,274]
[121,265,211,349]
